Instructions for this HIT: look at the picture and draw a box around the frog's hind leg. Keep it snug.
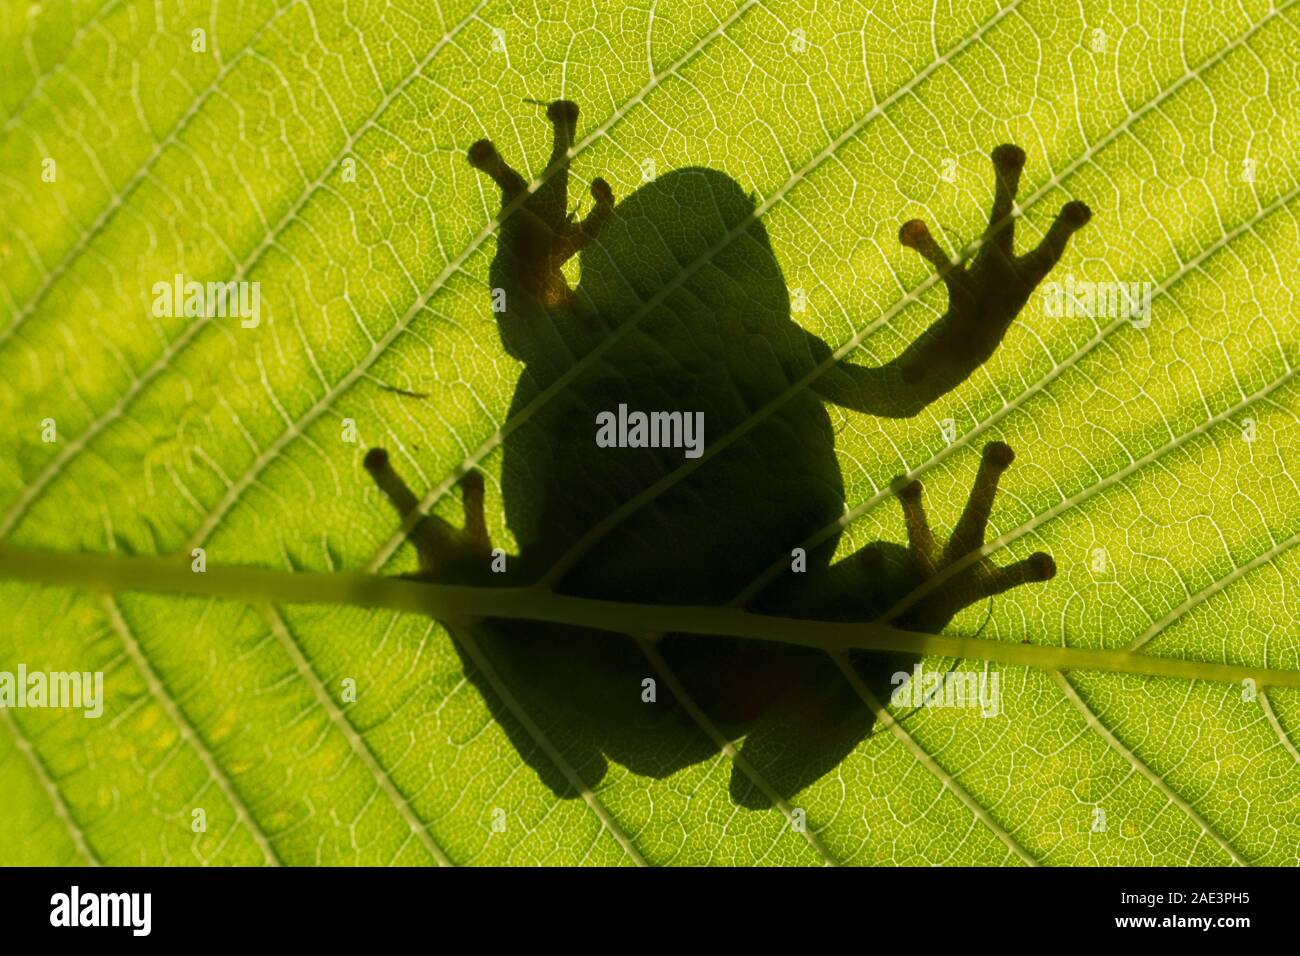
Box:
[891,441,1055,632]
[364,448,491,579]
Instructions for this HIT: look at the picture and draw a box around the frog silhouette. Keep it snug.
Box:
[363,100,1090,808]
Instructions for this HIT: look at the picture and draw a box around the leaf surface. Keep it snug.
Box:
[0,0,1297,865]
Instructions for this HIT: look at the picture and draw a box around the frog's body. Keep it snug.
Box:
[363,101,1090,803]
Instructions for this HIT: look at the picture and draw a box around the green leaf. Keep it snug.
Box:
[1,0,1297,866]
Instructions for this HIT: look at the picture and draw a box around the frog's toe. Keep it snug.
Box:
[528,98,582,225]
[990,143,1026,170]
[899,218,958,279]
[943,440,1014,561]
[1015,200,1093,288]
[365,447,417,514]
[554,176,616,262]
[978,550,1056,600]
[591,176,614,207]
[978,144,1026,262]
[546,98,579,135]
[467,138,527,200]
[457,470,490,552]
[365,449,493,578]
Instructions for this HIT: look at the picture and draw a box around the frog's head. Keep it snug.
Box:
[466,100,613,365]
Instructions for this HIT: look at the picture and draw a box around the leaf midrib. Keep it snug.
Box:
[6,547,1298,689]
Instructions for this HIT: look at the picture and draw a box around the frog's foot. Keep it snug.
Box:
[364,448,492,580]
[895,145,1091,386]
[467,100,615,308]
[889,441,1054,632]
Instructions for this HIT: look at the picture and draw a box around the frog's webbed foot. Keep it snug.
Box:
[467,100,615,309]
[364,448,493,581]
[889,441,1054,632]
[895,145,1091,388]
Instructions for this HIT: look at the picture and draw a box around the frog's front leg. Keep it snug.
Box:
[363,448,495,582]
[814,145,1091,418]
[467,99,614,310]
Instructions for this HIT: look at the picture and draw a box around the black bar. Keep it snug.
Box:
[0,866,1283,942]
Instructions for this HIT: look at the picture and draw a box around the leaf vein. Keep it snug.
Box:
[0,707,101,865]
[260,604,454,866]
[1051,671,1249,865]
[101,593,283,865]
